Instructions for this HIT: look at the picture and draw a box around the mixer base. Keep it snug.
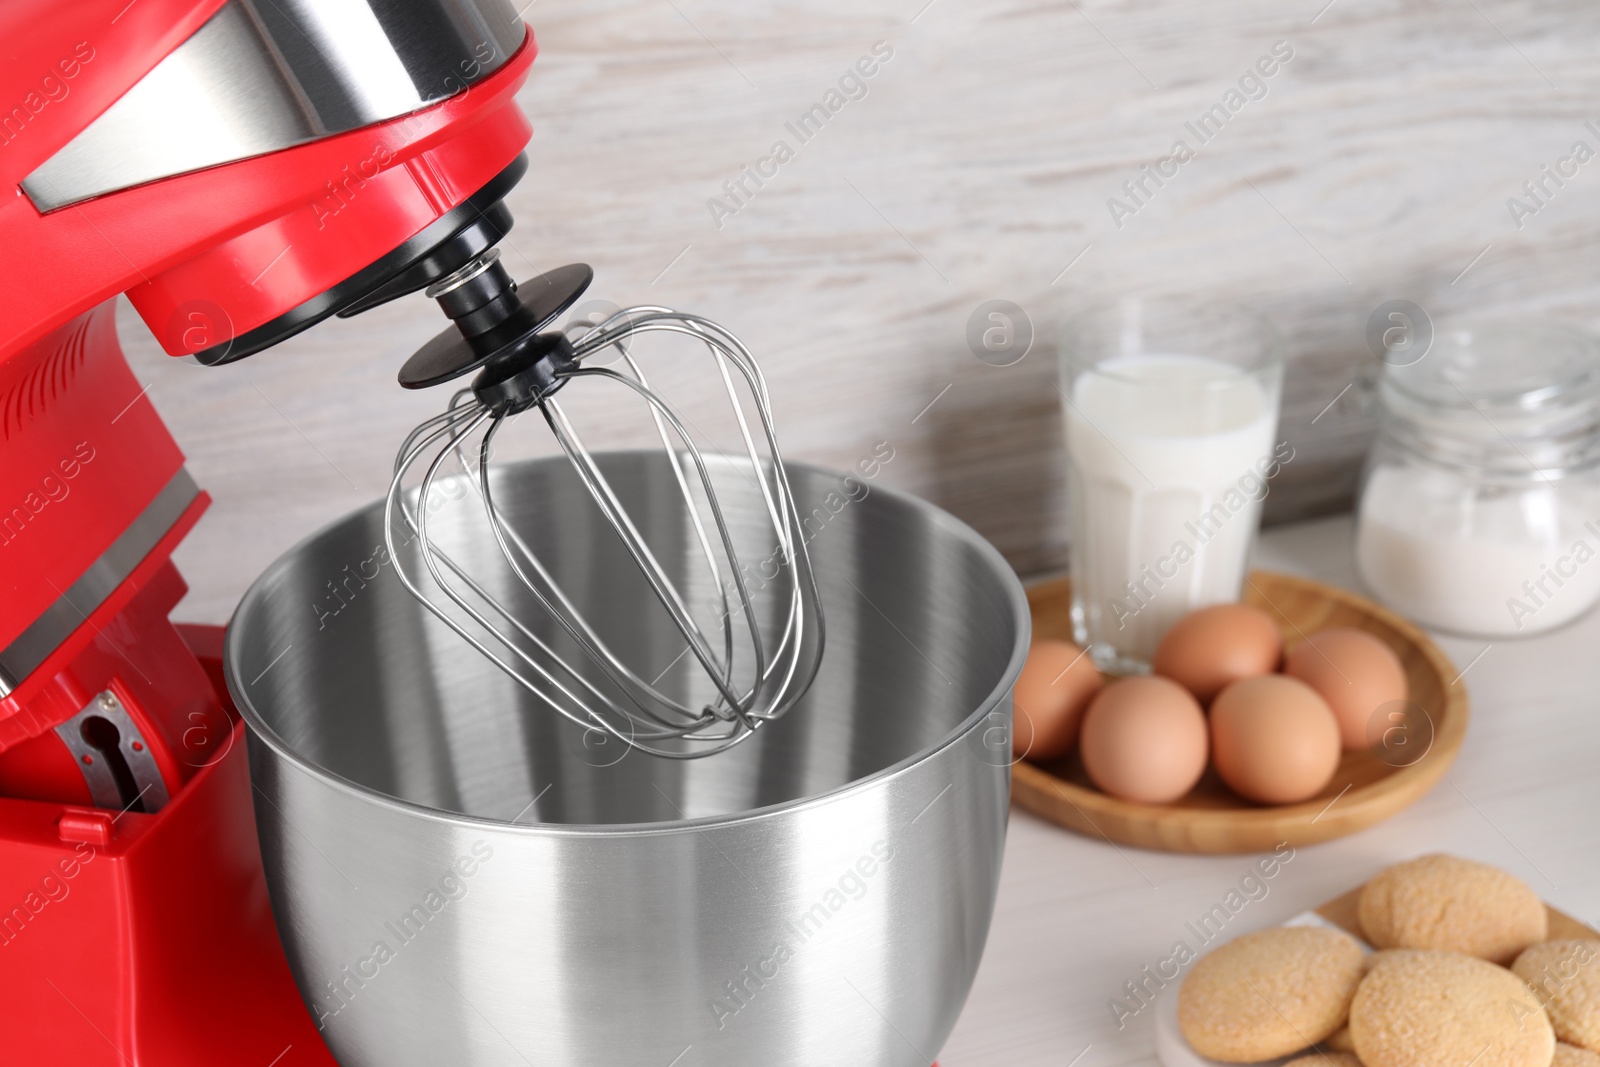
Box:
[0,624,337,1066]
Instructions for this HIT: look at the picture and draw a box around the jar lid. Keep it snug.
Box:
[1379,320,1600,476]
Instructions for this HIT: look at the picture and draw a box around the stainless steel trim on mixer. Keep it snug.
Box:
[424,247,504,299]
[0,467,199,696]
[21,0,525,210]
[227,452,1030,1067]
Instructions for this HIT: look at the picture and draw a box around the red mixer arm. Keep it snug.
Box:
[0,11,537,360]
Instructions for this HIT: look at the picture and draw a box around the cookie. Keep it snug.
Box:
[1554,1044,1600,1067]
[1358,855,1547,964]
[1512,940,1600,1051]
[1326,1025,1357,1052]
[1178,926,1365,1062]
[1363,949,1427,970]
[1288,1055,1363,1067]
[1350,949,1554,1067]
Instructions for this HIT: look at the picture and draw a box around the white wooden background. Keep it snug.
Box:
[117,0,1600,620]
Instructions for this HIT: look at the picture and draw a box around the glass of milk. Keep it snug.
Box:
[1061,299,1284,673]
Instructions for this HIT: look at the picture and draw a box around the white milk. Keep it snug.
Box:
[1066,354,1279,665]
[1356,465,1600,636]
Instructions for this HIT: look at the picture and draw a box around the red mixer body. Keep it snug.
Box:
[0,0,537,1060]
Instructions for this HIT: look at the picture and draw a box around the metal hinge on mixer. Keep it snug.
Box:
[53,690,171,814]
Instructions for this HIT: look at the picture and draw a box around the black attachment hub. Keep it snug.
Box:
[398,259,593,390]
[471,332,578,415]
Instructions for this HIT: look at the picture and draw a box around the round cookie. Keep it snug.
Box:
[1513,940,1600,1051]
[1350,950,1554,1067]
[1554,1045,1600,1067]
[1358,855,1547,964]
[1288,1055,1362,1067]
[1179,926,1365,1062]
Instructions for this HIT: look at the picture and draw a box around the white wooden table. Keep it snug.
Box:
[940,514,1600,1067]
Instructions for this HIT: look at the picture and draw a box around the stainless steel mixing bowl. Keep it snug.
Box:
[227,451,1029,1067]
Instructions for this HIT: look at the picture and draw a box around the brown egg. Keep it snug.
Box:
[1079,676,1209,804]
[1153,603,1283,704]
[1012,639,1103,761]
[1284,628,1408,751]
[1210,675,1341,805]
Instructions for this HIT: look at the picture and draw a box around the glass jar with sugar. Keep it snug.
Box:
[1355,321,1600,637]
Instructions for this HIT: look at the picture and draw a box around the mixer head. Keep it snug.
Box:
[388,253,826,759]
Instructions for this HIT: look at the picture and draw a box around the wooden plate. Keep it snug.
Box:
[1011,570,1469,854]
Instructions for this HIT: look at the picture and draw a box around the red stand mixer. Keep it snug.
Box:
[0,1,539,1060]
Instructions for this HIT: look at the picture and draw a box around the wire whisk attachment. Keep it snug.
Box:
[386,256,824,759]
